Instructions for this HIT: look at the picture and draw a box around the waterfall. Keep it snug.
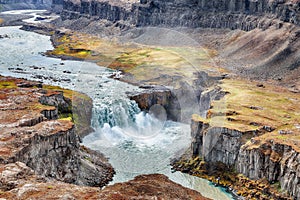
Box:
[92,99,141,128]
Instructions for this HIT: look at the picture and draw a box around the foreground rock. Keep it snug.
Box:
[0,170,209,199]
[98,174,210,200]
[0,76,114,187]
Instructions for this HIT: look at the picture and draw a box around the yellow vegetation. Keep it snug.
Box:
[49,32,223,87]
[207,78,300,151]
[0,81,16,89]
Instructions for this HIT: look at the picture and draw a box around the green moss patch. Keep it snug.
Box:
[0,81,16,89]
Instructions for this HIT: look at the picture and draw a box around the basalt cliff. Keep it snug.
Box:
[53,0,300,29]
[51,0,300,85]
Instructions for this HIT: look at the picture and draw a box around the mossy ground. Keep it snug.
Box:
[48,32,223,87]
[0,81,17,89]
[42,84,93,134]
[205,78,300,151]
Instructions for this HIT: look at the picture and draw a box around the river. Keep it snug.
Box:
[0,10,233,200]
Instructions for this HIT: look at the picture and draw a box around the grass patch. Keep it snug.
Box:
[207,78,300,151]
[49,32,223,87]
[59,113,73,121]
[42,85,74,100]
[0,81,17,89]
[59,116,72,121]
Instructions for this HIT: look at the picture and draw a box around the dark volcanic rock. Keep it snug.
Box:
[127,86,181,121]
[53,0,300,30]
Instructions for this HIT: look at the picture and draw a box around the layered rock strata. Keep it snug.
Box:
[52,0,300,30]
[191,117,300,198]
[0,76,114,187]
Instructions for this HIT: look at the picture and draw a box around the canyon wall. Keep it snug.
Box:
[52,0,300,30]
[0,0,52,11]
[237,141,300,198]
[191,117,300,198]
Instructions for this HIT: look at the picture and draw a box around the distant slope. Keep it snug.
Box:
[0,0,52,11]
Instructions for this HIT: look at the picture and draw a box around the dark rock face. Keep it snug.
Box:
[191,117,300,198]
[191,118,243,166]
[237,142,300,199]
[14,125,114,187]
[0,0,52,11]
[53,0,300,30]
[39,91,71,120]
[55,0,135,21]
[127,86,181,121]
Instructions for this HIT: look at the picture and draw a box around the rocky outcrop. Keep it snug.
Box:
[127,85,181,121]
[39,91,71,119]
[191,116,244,166]
[53,0,300,30]
[237,141,300,199]
[0,170,210,199]
[0,0,52,11]
[7,121,113,187]
[98,174,210,200]
[0,76,114,187]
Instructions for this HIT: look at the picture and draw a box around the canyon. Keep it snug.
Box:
[51,0,300,86]
[47,0,300,199]
[0,0,300,199]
